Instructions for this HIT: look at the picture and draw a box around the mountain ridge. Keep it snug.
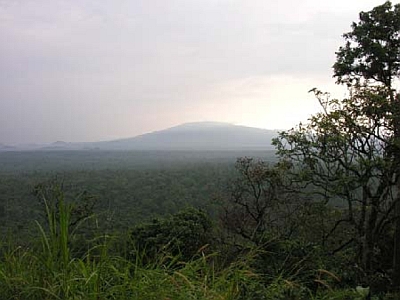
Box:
[1,122,280,151]
[93,122,278,151]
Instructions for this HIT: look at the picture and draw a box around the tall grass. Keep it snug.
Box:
[0,188,258,300]
[0,186,378,299]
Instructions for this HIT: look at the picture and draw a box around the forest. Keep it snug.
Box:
[3,2,400,299]
[0,150,276,236]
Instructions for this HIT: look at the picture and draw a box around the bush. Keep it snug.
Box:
[130,207,213,262]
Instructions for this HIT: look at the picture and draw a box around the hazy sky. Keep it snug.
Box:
[0,0,394,144]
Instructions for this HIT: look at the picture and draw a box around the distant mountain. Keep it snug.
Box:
[92,122,279,151]
[3,122,280,151]
[0,143,17,151]
[40,141,74,150]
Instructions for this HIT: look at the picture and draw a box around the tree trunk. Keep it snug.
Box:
[393,198,400,287]
[392,94,400,287]
[363,199,378,276]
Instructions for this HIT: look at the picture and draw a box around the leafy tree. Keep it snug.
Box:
[33,180,97,257]
[33,181,96,231]
[274,88,394,275]
[220,157,301,247]
[130,207,212,262]
[220,158,342,294]
[333,1,400,89]
[275,1,400,289]
[334,0,400,286]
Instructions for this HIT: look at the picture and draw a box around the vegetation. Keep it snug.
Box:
[3,1,400,299]
[273,0,400,295]
[0,184,257,300]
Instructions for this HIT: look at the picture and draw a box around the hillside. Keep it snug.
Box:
[92,122,278,151]
[3,122,279,151]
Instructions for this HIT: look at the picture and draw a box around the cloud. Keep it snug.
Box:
[0,0,392,144]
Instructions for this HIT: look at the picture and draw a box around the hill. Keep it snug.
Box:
[92,122,278,151]
[4,122,279,151]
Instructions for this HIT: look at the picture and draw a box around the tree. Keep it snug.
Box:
[275,1,400,288]
[334,1,400,286]
[333,1,400,89]
[130,207,212,262]
[34,181,96,232]
[220,157,299,247]
[220,157,329,291]
[33,180,97,258]
[274,87,395,277]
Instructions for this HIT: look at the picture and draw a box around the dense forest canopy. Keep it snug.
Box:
[2,2,400,299]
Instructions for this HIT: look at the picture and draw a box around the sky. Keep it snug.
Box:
[0,0,396,144]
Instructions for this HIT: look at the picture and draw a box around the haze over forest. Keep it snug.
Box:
[0,122,279,151]
[0,0,389,145]
[4,1,400,298]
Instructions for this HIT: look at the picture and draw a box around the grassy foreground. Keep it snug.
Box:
[0,193,250,300]
[0,188,381,300]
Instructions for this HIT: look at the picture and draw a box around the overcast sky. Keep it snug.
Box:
[0,0,395,144]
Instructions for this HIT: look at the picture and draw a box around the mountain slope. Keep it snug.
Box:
[0,143,16,151]
[93,122,279,150]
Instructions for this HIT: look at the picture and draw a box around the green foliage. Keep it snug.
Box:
[334,1,400,87]
[273,0,400,293]
[263,276,310,300]
[0,153,243,236]
[274,79,397,288]
[130,207,213,261]
[221,157,300,246]
[0,184,259,300]
[5,3,400,295]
